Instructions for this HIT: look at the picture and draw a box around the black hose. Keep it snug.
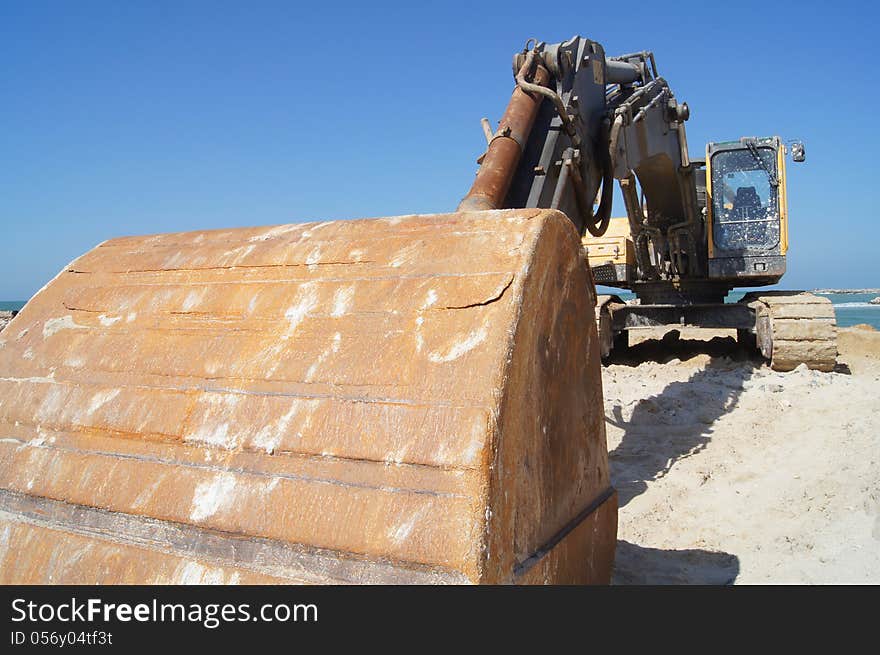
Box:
[585,121,613,237]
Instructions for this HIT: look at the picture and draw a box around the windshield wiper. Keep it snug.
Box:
[746,141,778,187]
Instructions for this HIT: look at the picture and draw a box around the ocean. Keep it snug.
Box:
[601,290,880,330]
[807,292,880,329]
[3,291,879,329]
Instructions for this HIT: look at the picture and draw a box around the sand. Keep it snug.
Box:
[0,311,13,333]
[605,326,880,584]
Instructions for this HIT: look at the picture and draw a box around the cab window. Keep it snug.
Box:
[711,148,780,251]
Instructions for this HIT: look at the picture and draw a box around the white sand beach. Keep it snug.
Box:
[606,326,880,584]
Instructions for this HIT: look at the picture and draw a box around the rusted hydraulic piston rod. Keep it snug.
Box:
[457,53,550,211]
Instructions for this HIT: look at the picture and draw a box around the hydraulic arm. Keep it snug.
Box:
[460,36,700,279]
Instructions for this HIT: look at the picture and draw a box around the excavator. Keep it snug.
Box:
[0,35,830,585]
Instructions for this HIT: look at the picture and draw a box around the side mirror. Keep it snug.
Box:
[791,141,806,162]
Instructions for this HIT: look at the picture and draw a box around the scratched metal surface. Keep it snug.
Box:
[0,208,614,584]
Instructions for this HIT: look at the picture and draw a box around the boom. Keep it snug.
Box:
[459,36,700,279]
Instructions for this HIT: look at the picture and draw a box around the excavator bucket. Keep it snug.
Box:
[0,208,616,584]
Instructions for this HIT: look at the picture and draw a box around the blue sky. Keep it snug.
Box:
[1,0,877,299]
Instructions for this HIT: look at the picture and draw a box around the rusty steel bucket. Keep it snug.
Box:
[0,208,616,584]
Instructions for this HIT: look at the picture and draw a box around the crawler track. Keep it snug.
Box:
[741,291,837,372]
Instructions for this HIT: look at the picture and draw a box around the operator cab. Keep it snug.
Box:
[705,136,803,285]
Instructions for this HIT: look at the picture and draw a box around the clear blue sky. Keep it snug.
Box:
[2,0,877,299]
